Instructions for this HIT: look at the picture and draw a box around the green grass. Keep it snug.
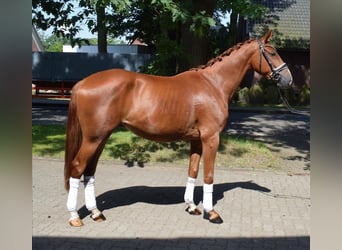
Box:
[32,125,279,169]
[32,125,66,158]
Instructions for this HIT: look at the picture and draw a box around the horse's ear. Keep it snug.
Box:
[261,30,273,43]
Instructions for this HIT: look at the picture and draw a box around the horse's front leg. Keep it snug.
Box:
[201,133,223,224]
[184,140,202,215]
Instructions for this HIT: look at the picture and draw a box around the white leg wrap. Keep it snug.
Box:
[66,177,80,212]
[69,211,80,221]
[184,177,196,205]
[84,176,97,211]
[91,208,102,218]
[203,183,213,212]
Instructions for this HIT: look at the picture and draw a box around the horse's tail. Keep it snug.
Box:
[64,94,82,191]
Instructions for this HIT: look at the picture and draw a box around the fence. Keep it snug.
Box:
[32,52,152,98]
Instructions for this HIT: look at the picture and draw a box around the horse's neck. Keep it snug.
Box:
[207,44,256,101]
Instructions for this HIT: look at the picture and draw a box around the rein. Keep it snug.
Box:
[277,87,310,115]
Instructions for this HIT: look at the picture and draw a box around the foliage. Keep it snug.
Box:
[248,83,263,105]
[39,32,69,52]
[237,87,250,105]
[32,0,133,48]
[298,85,310,106]
[32,0,267,75]
[232,76,310,107]
[189,10,216,37]
[32,0,90,47]
[264,85,280,105]
[280,85,310,106]
[257,77,280,105]
[143,36,187,76]
[129,0,217,74]
[208,26,228,57]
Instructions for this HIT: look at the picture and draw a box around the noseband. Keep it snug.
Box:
[257,39,289,82]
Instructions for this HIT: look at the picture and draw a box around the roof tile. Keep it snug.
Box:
[248,0,310,48]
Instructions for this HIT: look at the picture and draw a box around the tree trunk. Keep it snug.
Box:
[229,10,238,45]
[178,0,215,72]
[96,4,107,53]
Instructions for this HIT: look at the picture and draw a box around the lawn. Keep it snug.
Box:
[32,125,279,169]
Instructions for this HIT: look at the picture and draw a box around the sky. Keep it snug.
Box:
[41,25,97,39]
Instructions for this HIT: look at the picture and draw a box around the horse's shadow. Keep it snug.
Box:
[78,181,271,219]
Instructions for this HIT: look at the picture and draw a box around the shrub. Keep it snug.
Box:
[249,84,264,104]
[230,88,239,104]
[237,87,250,105]
[281,87,299,106]
[264,85,280,104]
[298,85,310,106]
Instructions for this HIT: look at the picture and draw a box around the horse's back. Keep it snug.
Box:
[73,69,136,91]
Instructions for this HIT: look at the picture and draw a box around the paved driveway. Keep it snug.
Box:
[32,104,310,249]
[33,157,309,250]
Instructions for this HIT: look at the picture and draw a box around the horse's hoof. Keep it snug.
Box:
[91,213,106,222]
[185,205,202,215]
[69,217,84,227]
[204,210,223,224]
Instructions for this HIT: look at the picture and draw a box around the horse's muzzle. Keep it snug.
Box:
[275,67,293,89]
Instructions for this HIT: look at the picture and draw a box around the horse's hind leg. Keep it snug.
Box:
[83,141,107,222]
[201,133,223,224]
[184,140,202,215]
[67,177,83,226]
[67,137,108,226]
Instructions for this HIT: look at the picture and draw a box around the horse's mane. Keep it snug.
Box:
[190,38,255,71]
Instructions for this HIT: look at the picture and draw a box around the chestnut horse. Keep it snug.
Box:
[64,30,292,226]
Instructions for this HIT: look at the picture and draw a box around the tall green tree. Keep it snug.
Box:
[32,0,132,52]
[32,0,266,74]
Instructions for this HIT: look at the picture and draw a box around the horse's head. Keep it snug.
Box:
[251,30,293,89]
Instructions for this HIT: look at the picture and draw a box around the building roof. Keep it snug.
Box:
[247,0,310,49]
[32,26,44,51]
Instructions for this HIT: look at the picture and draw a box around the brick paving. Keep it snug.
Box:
[32,157,310,250]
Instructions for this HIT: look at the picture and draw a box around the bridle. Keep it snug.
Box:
[257,39,289,82]
[257,39,309,116]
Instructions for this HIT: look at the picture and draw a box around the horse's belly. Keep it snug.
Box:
[122,120,200,142]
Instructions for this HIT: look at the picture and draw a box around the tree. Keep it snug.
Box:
[39,33,66,52]
[32,0,266,74]
[132,0,266,73]
[32,0,132,52]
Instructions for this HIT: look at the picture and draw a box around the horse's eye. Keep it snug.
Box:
[268,51,276,56]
